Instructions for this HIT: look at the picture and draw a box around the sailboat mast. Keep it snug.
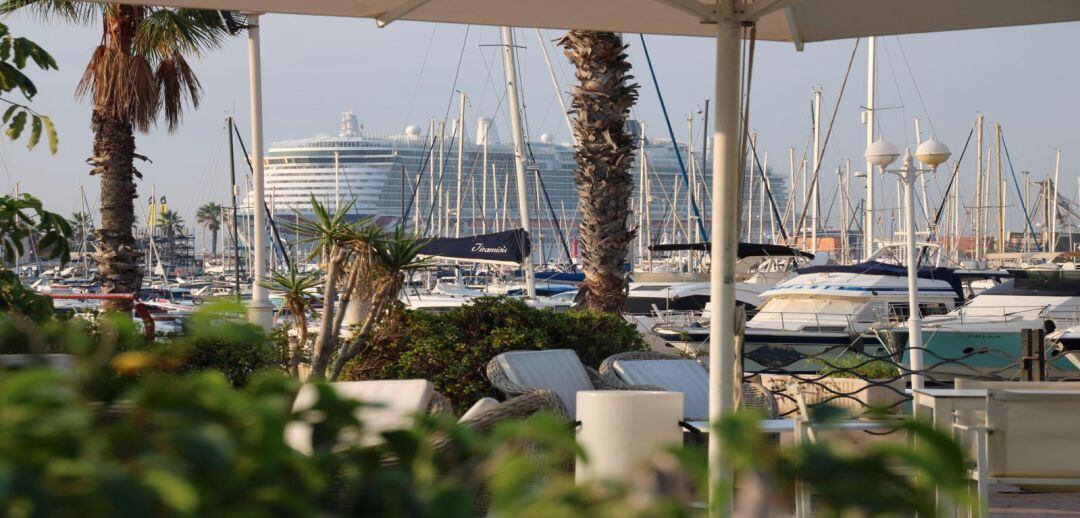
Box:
[974,114,984,261]
[1052,148,1061,253]
[864,36,876,260]
[455,91,465,238]
[996,123,1004,254]
[500,26,536,298]
[812,88,821,254]
[228,116,240,299]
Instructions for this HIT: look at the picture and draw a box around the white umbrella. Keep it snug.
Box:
[90,0,1080,513]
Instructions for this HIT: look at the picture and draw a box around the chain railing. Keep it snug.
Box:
[741,329,1079,418]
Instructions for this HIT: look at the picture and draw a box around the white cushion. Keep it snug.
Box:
[285,379,434,454]
[613,359,709,419]
[495,349,593,418]
[459,397,501,422]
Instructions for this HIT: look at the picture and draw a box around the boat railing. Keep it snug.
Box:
[747,311,858,334]
[1043,305,1080,327]
[942,304,1057,326]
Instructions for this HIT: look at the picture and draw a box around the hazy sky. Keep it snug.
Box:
[1,13,1078,236]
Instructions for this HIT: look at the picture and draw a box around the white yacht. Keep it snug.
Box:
[880,269,1080,378]
[628,243,812,352]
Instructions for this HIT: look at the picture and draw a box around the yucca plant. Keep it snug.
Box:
[0,1,238,312]
[558,31,639,313]
[329,228,428,380]
[263,265,320,375]
[287,195,357,379]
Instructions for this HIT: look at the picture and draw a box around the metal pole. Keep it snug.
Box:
[245,13,272,330]
[864,37,876,260]
[500,26,536,298]
[709,17,740,517]
[901,150,925,390]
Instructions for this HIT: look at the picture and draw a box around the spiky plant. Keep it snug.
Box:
[196,202,222,256]
[287,195,357,379]
[558,31,639,312]
[0,1,238,312]
[329,227,428,380]
[263,265,320,375]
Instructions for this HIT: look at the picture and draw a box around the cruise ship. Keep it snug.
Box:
[247,112,790,263]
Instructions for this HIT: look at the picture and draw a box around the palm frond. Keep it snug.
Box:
[77,45,159,132]
[135,8,229,61]
[0,0,100,24]
[156,52,201,131]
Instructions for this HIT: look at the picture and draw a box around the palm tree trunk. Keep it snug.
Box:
[91,109,143,313]
[210,228,219,256]
[309,246,342,379]
[329,293,389,381]
[559,31,639,313]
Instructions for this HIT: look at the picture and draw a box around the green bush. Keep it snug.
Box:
[172,304,282,387]
[815,354,901,380]
[339,296,648,409]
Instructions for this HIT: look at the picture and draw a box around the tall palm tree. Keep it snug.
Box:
[156,209,184,239]
[70,211,94,243]
[196,201,222,256]
[0,2,237,312]
[558,31,639,313]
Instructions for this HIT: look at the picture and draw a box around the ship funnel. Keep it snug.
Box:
[476,117,499,145]
[340,111,360,138]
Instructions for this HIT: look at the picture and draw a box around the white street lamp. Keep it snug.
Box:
[865,138,949,390]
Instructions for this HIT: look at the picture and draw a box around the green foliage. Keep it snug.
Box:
[0,193,72,321]
[0,306,973,517]
[815,354,901,380]
[340,296,648,409]
[171,302,281,387]
[0,22,58,153]
[715,410,971,516]
[0,193,72,266]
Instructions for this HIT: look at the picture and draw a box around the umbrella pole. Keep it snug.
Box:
[709,17,741,518]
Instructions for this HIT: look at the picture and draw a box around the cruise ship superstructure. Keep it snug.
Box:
[246,112,789,262]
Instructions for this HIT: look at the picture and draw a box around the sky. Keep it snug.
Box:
[1,13,1078,239]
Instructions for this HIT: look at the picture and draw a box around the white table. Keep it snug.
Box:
[911,388,988,431]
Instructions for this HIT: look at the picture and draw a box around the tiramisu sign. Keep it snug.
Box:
[471,242,509,254]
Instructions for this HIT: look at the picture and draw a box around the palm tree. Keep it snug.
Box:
[196,202,222,256]
[263,265,320,376]
[156,209,184,239]
[0,2,237,312]
[70,211,94,243]
[558,31,639,313]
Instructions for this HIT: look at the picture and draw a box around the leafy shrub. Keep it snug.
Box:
[174,316,281,387]
[815,354,901,380]
[339,296,648,409]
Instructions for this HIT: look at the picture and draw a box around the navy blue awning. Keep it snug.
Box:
[648,242,814,260]
[418,229,530,265]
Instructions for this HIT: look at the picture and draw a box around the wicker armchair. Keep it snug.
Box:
[599,351,779,419]
[486,349,661,420]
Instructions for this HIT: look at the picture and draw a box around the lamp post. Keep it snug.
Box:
[865,138,950,390]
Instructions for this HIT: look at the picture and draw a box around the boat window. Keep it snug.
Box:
[631,285,669,292]
[756,297,863,316]
[886,302,949,322]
